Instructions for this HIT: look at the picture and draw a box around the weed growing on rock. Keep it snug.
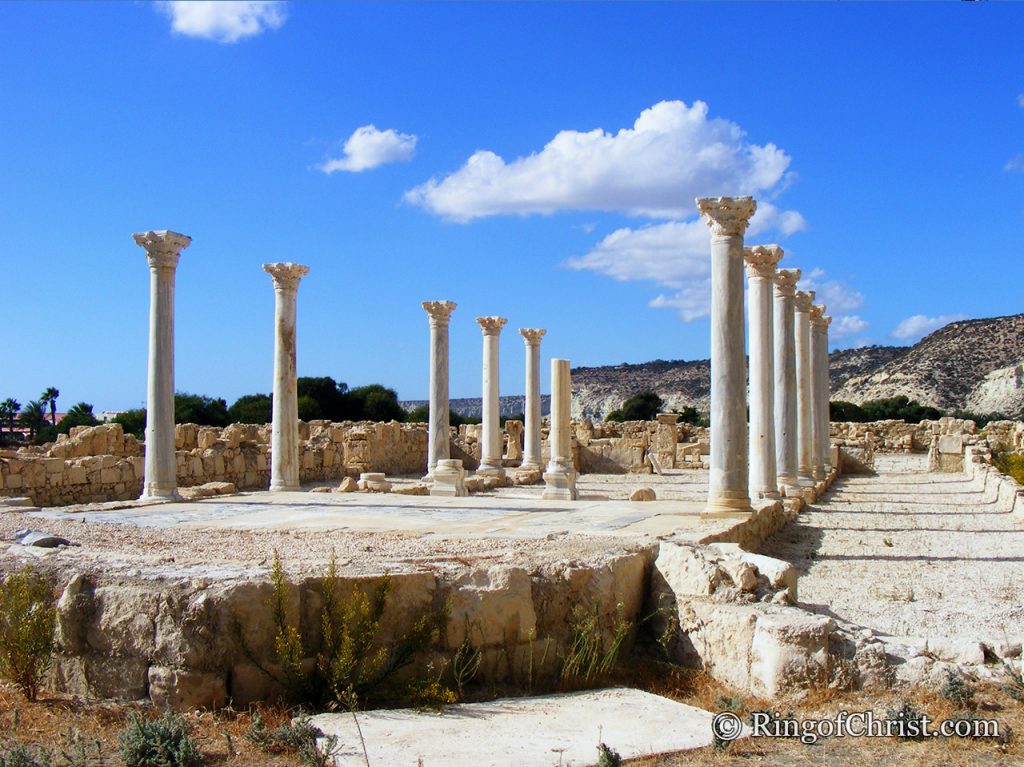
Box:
[0,744,52,767]
[117,711,202,767]
[596,742,622,767]
[0,565,56,702]
[941,669,976,709]
[560,602,630,685]
[993,452,1024,485]
[885,700,928,741]
[244,712,339,767]
[1002,660,1024,703]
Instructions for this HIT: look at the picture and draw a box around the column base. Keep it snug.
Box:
[542,460,577,501]
[754,489,782,501]
[139,486,181,502]
[518,459,543,472]
[475,460,506,479]
[702,495,753,518]
[269,480,301,492]
[812,466,825,481]
[431,459,468,497]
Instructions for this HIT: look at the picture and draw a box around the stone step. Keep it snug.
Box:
[308,687,717,767]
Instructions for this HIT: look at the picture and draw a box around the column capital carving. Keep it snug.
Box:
[809,304,827,325]
[744,244,783,278]
[821,314,832,330]
[519,328,546,345]
[794,290,815,312]
[133,230,191,270]
[476,316,508,335]
[422,300,457,324]
[262,262,310,292]
[695,196,757,237]
[774,268,801,296]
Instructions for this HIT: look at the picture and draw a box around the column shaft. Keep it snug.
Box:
[697,197,757,515]
[794,291,815,483]
[422,301,456,477]
[542,358,577,500]
[809,305,827,481]
[818,316,833,472]
[773,269,801,494]
[519,329,546,471]
[134,230,191,502]
[476,317,507,476]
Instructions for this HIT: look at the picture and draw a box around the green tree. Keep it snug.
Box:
[39,387,59,427]
[348,384,405,422]
[18,401,46,440]
[113,408,146,439]
[228,393,273,424]
[56,402,100,434]
[405,404,429,423]
[297,376,348,420]
[0,398,20,436]
[297,394,324,421]
[830,400,867,422]
[860,396,943,424]
[174,392,230,426]
[674,406,708,427]
[605,391,663,422]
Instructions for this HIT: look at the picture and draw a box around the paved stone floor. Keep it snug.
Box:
[759,454,1024,643]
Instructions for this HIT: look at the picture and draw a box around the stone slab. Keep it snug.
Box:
[308,688,717,767]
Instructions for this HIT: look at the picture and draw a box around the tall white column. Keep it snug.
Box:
[519,328,546,471]
[475,316,508,477]
[134,230,191,501]
[744,245,783,500]
[773,268,801,495]
[809,304,828,481]
[263,263,309,492]
[542,358,577,500]
[794,290,816,485]
[422,301,456,478]
[696,196,757,516]
[817,313,833,473]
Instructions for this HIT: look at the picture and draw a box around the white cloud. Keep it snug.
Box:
[566,201,805,321]
[831,315,869,337]
[405,100,793,221]
[159,1,286,44]
[319,125,418,174]
[798,268,864,315]
[1005,154,1024,173]
[1017,94,1024,108]
[891,313,966,341]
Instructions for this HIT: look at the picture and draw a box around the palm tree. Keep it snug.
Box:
[40,387,59,427]
[0,398,20,435]
[19,401,46,440]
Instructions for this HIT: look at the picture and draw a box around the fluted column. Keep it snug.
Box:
[542,358,577,500]
[794,290,816,485]
[809,304,828,481]
[744,244,782,500]
[422,301,456,478]
[773,268,801,495]
[519,328,546,471]
[696,196,757,516]
[476,316,508,477]
[263,263,309,492]
[818,314,833,473]
[134,230,191,501]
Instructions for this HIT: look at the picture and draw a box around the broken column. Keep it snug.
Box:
[745,245,783,500]
[794,289,816,486]
[263,262,310,492]
[519,328,546,471]
[542,358,577,500]
[773,268,802,496]
[809,304,828,481]
[134,230,191,501]
[422,301,457,478]
[476,316,508,477]
[696,196,757,515]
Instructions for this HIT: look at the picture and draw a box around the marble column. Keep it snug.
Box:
[773,268,802,495]
[809,304,828,481]
[696,196,757,516]
[794,289,816,485]
[519,328,546,471]
[542,358,577,500]
[817,313,833,473]
[475,316,508,477]
[422,301,457,478]
[134,230,191,501]
[744,244,783,500]
[263,263,310,492]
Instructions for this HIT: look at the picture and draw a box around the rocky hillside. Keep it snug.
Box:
[827,345,908,389]
[400,395,550,418]
[572,359,711,421]
[834,314,1024,413]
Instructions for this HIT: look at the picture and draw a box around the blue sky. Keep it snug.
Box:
[2,1,1022,411]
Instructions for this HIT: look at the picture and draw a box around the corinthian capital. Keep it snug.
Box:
[744,244,783,278]
[133,230,191,270]
[809,304,826,325]
[695,196,757,237]
[519,328,546,346]
[794,290,815,312]
[774,268,801,296]
[422,300,457,325]
[263,262,310,292]
[476,316,508,336]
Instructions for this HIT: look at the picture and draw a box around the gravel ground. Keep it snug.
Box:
[759,454,1024,642]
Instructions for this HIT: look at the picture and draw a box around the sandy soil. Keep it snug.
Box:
[759,455,1024,643]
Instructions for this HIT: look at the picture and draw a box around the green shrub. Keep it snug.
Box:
[112,409,146,439]
[0,744,52,767]
[0,565,56,701]
[941,669,976,709]
[560,602,630,684]
[993,452,1024,486]
[226,394,271,425]
[117,711,202,767]
[605,391,663,422]
[244,711,338,765]
[596,743,622,767]
[174,393,229,427]
[885,700,927,741]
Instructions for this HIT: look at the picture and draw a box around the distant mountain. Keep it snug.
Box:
[400,395,550,419]
[567,314,1024,421]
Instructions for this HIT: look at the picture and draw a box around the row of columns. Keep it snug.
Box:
[696,198,833,515]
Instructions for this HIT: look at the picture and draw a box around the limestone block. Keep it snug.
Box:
[43,458,65,474]
[230,662,283,706]
[653,542,726,597]
[336,477,358,493]
[927,638,986,665]
[148,667,227,711]
[446,566,536,647]
[749,609,831,698]
[629,487,656,502]
[938,434,964,455]
[393,483,430,496]
[358,472,391,492]
[678,601,758,691]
